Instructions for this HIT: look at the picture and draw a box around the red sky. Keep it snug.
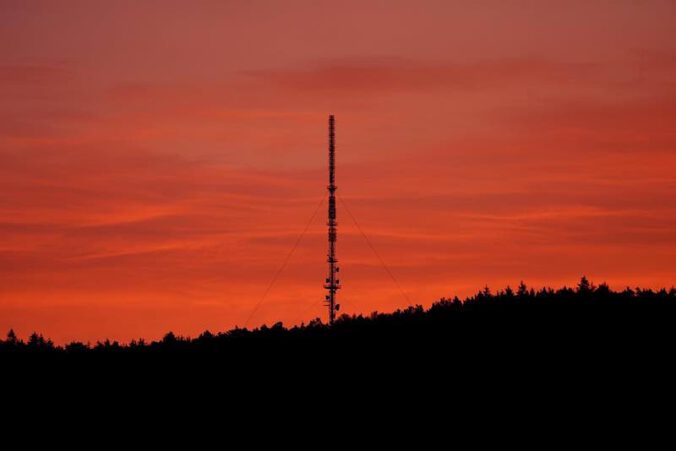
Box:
[1,0,675,343]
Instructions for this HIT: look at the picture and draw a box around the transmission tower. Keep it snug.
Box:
[324,114,341,324]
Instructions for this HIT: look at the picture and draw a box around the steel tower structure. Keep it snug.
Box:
[324,115,340,324]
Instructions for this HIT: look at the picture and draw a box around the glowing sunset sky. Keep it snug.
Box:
[1,0,675,343]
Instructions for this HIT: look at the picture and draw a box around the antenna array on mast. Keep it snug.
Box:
[324,115,340,324]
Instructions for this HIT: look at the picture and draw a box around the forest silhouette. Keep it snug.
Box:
[3,277,675,365]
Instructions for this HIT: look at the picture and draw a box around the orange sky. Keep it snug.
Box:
[1,0,675,343]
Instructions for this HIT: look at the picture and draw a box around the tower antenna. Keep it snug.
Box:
[324,115,340,324]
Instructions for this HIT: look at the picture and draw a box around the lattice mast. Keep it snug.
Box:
[324,115,340,324]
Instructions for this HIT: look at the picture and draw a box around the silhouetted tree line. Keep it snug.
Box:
[2,277,675,357]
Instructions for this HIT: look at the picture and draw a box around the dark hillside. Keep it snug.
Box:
[3,277,674,365]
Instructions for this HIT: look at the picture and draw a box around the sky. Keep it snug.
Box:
[1,0,675,343]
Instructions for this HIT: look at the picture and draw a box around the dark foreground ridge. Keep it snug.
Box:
[2,277,675,362]
[5,276,676,413]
